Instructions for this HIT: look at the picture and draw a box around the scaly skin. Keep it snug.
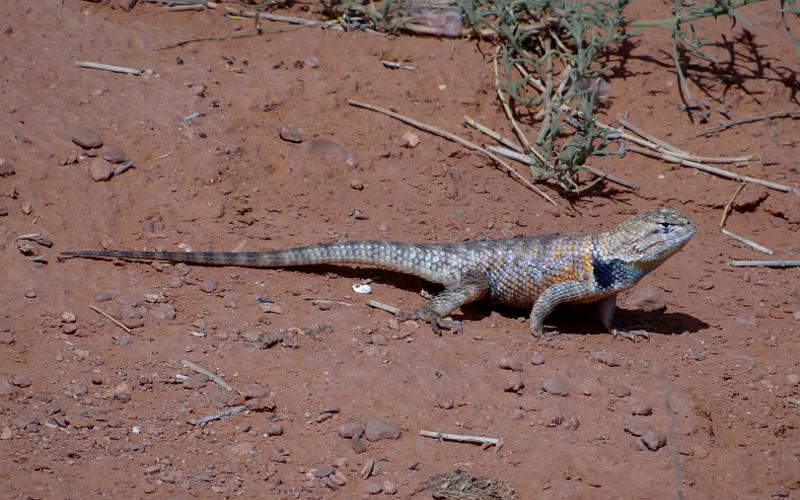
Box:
[61,207,695,340]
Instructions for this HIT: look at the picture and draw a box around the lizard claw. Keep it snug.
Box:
[534,329,567,342]
[612,328,650,342]
[396,309,462,336]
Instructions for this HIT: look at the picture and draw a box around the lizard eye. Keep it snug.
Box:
[658,222,672,232]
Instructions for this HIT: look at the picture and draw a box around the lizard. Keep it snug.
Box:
[60,206,695,341]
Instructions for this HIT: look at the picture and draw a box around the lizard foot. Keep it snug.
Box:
[612,328,650,342]
[533,329,567,342]
[396,309,463,336]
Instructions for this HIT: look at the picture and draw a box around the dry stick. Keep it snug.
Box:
[618,117,757,164]
[420,430,503,448]
[625,145,800,195]
[224,7,326,26]
[721,228,774,255]
[347,100,557,205]
[143,0,216,5]
[180,359,233,391]
[156,27,263,50]
[719,183,745,228]
[618,117,689,155]
[89,305,132,334]
[729,260,800,268]
[191,405,247,427]
[493,51,532,152]
[381,60,416,72]
[76,61,143,76]
[487,145,637,190]
[463,116,524,153]
[169,4,206,10]
[698,110,800,136]
[366,299,401,316]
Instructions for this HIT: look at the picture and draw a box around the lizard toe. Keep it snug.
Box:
[612,329,650,342]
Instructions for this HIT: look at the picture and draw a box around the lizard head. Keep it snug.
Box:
[605,206,696,271]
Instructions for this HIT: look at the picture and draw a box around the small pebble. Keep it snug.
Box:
[259,303,283,314]
[631,402,653,416]
[264,423,284,436]
[438,399,453,410]
[591,350,618,367]
[102,145,126,163]
[200,279,218,293]
[0,329,14,345]
[302,138,357,167]
[350,179,364,190]
[94,292,113,302]
[71,127,103,149]
[278,124,303,143]
[610,385,631,398]
[498,357,524,372]
[338,422,364,439]
[400,130,420,148]
[787,374,800,386]
[11,375,31,388]
[89,158,115,182]
[383,480,398,495]
[182,373,209,390]
[62,324,77,335]
[167,276,183,288]
[530,352,545,365]
[503,375,524,393]
[364,416,400,441]
[61,312,77,323]
[314,465,334,478]
[625,285,667,312]
[365,482,382,495]
[641,430,667,451]
[542,378,569,396]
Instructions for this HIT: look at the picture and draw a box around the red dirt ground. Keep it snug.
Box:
[1,1,799,498]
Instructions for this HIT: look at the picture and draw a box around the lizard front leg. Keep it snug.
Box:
[530,281,610,339]
[397,270,489,335]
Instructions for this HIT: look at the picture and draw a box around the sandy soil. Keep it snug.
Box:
[1,1,799,498]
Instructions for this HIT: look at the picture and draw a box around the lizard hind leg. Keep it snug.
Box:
[396,271,489,336]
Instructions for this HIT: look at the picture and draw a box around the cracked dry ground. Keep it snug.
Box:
[1,1,799,499]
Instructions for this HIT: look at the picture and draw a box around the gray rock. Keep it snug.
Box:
[102,145,126,163]
[542,378,569,396]
[365,416,400,441]
[89,158,115,181]
[625,285,667,312]
[71,127,103,149]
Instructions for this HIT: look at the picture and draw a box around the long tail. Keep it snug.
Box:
[60,241,462,284]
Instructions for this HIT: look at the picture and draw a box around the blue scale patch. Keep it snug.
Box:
[592,257,639,290]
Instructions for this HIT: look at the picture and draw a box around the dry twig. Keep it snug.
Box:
[76,61,143,76]
[729,260,800,268]
[191,405,247,427]
[698,110,800,136]
[625,145,799,195]
[180,359,233,391]
[366,299,401,315]
[420,430,503,449]
[348,99,556,205]
[721,228,773,255]
[89,305,132,334]
[719,183,745,228]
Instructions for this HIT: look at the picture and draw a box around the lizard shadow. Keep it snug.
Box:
[458,303,708,338]
[273,266,708,337]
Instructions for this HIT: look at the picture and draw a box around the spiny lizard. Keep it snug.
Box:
[61,206,695,340]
